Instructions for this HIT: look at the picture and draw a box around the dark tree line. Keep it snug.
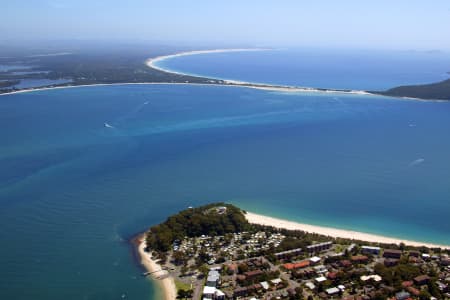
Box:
[146,203,250,252]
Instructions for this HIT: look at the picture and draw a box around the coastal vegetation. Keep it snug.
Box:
[0,45,222,94]
[0,80,20,88]
[141,203,450,299]
[2,44,449,101]
[379,78,450,100]
[145,203,250,253]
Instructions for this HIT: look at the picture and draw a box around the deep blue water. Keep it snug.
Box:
[155,49,450,90]
[1,49,450,300]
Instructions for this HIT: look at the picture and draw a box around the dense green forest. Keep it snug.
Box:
[145,203,250,252]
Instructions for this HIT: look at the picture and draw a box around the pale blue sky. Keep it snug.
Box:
[3,0,450,50]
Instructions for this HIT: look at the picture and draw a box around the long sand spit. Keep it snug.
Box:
[245,211,450,249]
[0,49,439,101]
[145,48,374,96]
[146,48,269,77]
[137,234,176,300]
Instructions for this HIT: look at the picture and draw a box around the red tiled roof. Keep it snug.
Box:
[340,260,352,267]
[283,260,310,270]
[402,281,413,288]
[407,286,420,296]
[414,274,430,284]
[351,255,368,261]
[244,270,263,277]
[327,272,337,279]
[236,275,246,281]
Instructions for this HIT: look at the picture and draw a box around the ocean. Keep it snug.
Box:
[1,49,450,300]
[155,48,450,90]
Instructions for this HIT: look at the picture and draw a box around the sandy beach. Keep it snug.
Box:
[137,234,176,300]
[1,49,433,101]
[144,48,379,97]
[0,81,382,100]
[245,211,450,249]
[145,48,269,76]
[0,48,414,99]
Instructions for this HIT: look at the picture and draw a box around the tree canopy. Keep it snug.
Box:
[146,203,250,252]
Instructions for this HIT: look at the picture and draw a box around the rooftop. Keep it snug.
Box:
[326,287,340,295]
[315,276,327,283]
[203,286,216,294]
[361,275,382,282]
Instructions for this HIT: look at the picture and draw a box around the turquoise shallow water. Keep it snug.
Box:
[1,77,450,298]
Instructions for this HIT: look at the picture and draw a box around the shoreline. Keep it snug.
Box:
[245,211,450,249]
[145,48,270,77]
[0,81,380,99]
[0,82,439,103]
[0,48,442,101]
[145,48,377,97]
[136,233,176,300]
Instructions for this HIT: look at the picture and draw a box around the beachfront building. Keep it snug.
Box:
[307,241,332,253]
[408,250,420,258]
[383,249,402,259]
[275,247,302,259]
[361,245,381,255]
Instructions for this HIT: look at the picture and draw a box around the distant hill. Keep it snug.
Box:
[379,78,450,100]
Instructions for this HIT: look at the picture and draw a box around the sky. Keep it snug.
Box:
[2,0,450,50]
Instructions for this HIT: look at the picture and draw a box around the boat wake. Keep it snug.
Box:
[409,158,425,167]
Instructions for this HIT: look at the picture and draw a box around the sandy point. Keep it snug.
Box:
[137,234,176,300]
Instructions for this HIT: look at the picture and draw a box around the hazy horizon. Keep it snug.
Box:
[3,0,450,51]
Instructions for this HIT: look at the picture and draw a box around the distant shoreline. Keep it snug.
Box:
[1,48,447,101]
[0,48,441,101]
[0,80,379,99]
[145,48,270,77]
[145,48,376,96]
[245,211,450,249]
[1,80,439,103]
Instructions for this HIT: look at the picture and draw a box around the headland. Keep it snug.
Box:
[136,203,450,300]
